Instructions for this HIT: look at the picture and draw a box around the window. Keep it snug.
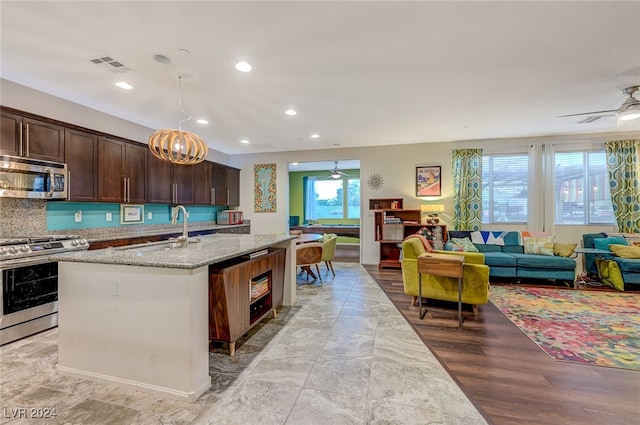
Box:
[482,154,528,224]
[305,177,360,220]
[554,150,613,225]
[347,179,361,219]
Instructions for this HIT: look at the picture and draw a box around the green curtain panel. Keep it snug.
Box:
[452,148,483,230]
[605,139,640,233]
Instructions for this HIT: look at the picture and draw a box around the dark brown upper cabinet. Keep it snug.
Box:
[1,109,65,162]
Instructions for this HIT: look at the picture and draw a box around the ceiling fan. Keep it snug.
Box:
[558,85,640,122]
[328,161,349,179]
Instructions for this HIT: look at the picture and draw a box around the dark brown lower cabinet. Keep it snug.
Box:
[208,248,285,355]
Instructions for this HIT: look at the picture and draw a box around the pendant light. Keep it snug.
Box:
[148,75,208,165]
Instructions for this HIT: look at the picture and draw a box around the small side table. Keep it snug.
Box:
[573,248,611,288]
[417,253,465,326]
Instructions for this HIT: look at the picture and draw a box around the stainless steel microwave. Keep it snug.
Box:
[0,155,67,199]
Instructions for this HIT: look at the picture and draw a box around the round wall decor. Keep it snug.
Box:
[367,173,384,190]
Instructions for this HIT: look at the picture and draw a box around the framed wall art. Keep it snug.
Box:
[416,166,441,197]
[254,163,277,212]
[120,204,144,224]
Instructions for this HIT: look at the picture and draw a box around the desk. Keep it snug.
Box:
[417,253,465,327]
[291,225,360,238]
[296,233,322,244]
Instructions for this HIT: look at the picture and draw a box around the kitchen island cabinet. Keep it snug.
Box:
[51,233,296,402]
[209,248,285,355]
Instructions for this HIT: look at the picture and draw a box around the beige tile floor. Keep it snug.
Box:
[0,263,487,424]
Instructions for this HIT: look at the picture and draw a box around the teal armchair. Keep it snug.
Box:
[401,237,490,316]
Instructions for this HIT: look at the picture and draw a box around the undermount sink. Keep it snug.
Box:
[115,238,201,254]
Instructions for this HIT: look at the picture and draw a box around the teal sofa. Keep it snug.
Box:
[446,230,577,285]
[582,232,640,289]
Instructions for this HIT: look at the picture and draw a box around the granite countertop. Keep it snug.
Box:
[50,233,295,270]
[70,222,250,243]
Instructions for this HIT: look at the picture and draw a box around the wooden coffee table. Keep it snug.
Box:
[417,253,465,326]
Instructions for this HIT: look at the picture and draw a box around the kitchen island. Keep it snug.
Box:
[50,233,296,402]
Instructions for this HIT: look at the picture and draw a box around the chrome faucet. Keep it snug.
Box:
[171,205,189,247]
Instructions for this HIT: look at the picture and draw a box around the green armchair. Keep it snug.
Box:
[401,236,490,316]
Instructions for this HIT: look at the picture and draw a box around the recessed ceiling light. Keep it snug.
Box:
[115,81,133,90]
[285,109,297,116]
[310,134,320,139]
[235,61,252,72]
[240,139,250,144]
[196,119,209,125]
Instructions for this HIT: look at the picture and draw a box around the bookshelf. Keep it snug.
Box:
[374,209,446,269]
[208,248,285,355]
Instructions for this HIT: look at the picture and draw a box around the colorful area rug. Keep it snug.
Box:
[490,286,640,370]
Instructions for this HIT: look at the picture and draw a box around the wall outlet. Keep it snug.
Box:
[106,212,112,222]
[147,212,153,220]
[112,280,122,296]
[74,210,82,222]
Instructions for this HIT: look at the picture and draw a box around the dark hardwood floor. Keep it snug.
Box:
[364,265,639,425]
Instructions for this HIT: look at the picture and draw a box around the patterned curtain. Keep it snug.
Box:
[605,139,640,233]
[452,148,483,230]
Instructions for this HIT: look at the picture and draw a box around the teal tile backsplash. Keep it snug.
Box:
[47,202,227,231]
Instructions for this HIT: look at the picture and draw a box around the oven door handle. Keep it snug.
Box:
[0,257,57,271]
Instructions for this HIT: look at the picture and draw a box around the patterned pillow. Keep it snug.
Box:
[523,236,554,256]
[470,230,508,246]
[450,237,479,252]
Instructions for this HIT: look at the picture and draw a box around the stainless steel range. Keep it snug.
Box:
[0,235,88,345]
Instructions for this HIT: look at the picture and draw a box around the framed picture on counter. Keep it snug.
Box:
[120,204,144,224]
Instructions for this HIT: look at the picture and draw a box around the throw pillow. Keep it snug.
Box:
[553,242,577,257]
[593,236,629,251]
[609,244,640,259]
[486,233,506,246]
[595,258,625,291]
[405,234,434,253]
[523,236,554,256]
[450,237,479,252]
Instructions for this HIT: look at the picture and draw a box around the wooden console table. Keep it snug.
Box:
[290,225,360,238]
[417,253,465,327]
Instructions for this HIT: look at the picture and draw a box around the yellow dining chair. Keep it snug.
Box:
[320,233,338,276]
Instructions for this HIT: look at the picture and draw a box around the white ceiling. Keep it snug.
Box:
[1,1,640,157]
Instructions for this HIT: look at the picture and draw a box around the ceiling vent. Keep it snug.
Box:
[89,56,130,73]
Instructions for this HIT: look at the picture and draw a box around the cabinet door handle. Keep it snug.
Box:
[25,123,30,157]
[123,178,127,202]
[126,177,131,202]
[18,123,23,157]
[210,188,215,205]
[227,190,230,204]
